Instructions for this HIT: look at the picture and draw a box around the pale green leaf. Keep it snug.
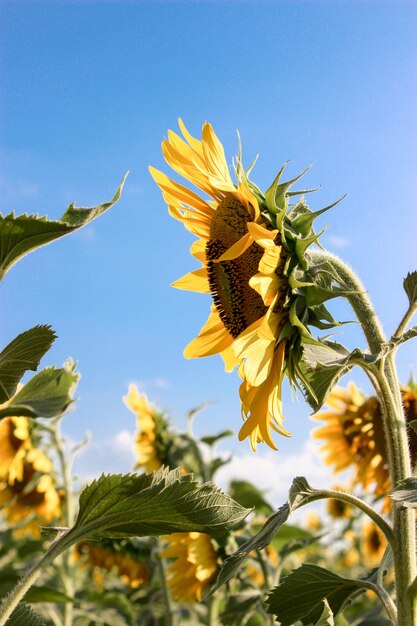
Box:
[0,174,127,279]
[404,271,417,306]
[0,325,56,403]
[316,599,335,626]
[390,477,417,508]
[60,467,250,544]
[0,361,79,420]
[266,564,366,625]
[6,603,46,626]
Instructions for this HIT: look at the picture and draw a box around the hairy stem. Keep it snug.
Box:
[310,250,416,624]
[0,533,70,625]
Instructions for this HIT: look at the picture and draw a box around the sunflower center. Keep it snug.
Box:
[206,196,268,339]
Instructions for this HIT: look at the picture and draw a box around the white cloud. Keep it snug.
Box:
[326,234,349,248]
[216,440,332,515]
[72,429,136,483]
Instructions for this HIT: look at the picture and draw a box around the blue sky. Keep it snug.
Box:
[1,0,417,485]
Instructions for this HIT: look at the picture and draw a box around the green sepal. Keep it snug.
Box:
[291,195,345,238]
[295,227,328,269]
[264,162,290,214]
[0,174,127,280]
[274,165,312,211]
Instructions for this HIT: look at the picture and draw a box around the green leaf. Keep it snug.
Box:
[220,591,262,625]
[404,271,417,306]
[299,340,375,411]
[390,477,417,508]
[207,503,290,596]
[25,586,73,604]
[6,603,46,626]
[228,480,274,514]
[0,326,56,404]
[0,174,127,280]
[59,467,250,544]
[266,564,367,625]
[0,360,79,420]
[209,476,320,597]
[201,429,234,447]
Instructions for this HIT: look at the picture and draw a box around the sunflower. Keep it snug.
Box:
[160,532,218,602]
[123,384,169,473]
[0,447,61,537]
[151,120,339,450]
[362,521,387,567]
[75,541,149,588]
[0,416,31,484]
[313,381,417,506]
[326,486,352,519]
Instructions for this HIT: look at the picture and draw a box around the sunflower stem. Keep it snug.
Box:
[310,250,416,625]
[0,533,69,625]
[156,551,175,626]
[48,417,75,626]
[393,301,417,340]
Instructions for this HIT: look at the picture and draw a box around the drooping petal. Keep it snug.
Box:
[184,308,233,358]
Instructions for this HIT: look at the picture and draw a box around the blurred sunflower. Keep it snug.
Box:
[151,120,340,450]
[313,381,417,507]
[0,447,61,537]
[362,521,386,567]
[160,532,218,602]
[123,385,169,473]
[75,541,149,588]
[326,486,353,519]
[0,416,31,484]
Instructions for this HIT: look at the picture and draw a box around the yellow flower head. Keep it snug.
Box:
[151,120,338,451]
[0,447,61,537]
[362,521,387,567]
[160,532,218,602]
[0,416,31,484]
[314,382,417,507]
[123,384,169,473]
[75,541,149,588]
[326,486,352,519]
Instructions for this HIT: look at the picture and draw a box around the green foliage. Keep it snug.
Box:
[58,467,249,545]
[0,175,127,280]
[208,503,290,596]
[220,591,262,625]
[300,340,378,411]
[0,326,56,404]
[6,603,46,626]
[266,564,366,625]
[0,361,79,420]
[228,480,274,514]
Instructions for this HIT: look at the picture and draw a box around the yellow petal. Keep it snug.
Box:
[216,233,253,262]
[172,269,210,293]
[184,309,233,358]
